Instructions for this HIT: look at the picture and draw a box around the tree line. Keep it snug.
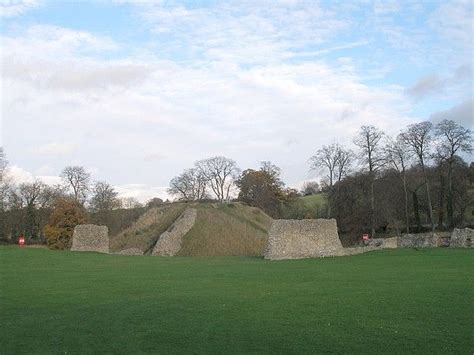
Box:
[167,119,473,235]
[0,159,160,246]
[0,118,472,246]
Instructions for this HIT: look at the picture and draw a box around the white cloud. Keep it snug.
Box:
[36,142,77,156]
[1,22,415,188]
[6,165,61,186]
[115,184,171,202]
[6,165,34,184]
[430,0,473,47]
[0,0,40,17]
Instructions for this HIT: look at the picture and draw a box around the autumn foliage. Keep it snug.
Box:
[43,198,88,250]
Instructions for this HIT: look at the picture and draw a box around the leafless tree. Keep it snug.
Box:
[60,166,91,204]
[309,143,353,217]
[0,148,9,211]
[301,181,320,195]
[37,184,66,209]
[401,121,435,233]
[18,180,45,208]
[335,147,354,182]
[121,197,143,209]
[385,134,413,233]
[89,181,120,212]
[353,125,385,236]
[168,168,208,201]
[435,119,473,228]
[18,180,46,239]
[0,147,7,184]
[260,161,284,187]
[195,156,240,202]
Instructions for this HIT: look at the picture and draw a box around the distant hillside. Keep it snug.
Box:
[300,193,328,210]
[109,202,272,256]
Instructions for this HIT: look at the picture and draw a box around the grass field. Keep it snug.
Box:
[1,247,473,354]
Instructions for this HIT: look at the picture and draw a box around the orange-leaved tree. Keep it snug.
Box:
[43,198,88,249]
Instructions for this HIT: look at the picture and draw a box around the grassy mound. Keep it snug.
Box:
[109,203,187,253]
[109,202,272,256]
[1,247,472,353]
[177,203,272,256]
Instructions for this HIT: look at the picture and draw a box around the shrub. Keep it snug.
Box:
[43,199,88,250]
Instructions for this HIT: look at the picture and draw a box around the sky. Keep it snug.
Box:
[1,0,473,201]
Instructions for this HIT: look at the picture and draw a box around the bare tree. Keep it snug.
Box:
[37,184,66,209]
[353,125,385,236]
[19,180,46,239]
[89,181,120,212]
[0,148,9,211]
[385,134,412,233]
[335,146,354,182]
[435,119,473,228]
[309,143,353,217]
[0,147,7,184]
[301,181,320,196]
[196,156,240,202]
[18,180,45,208]
[310,144,338,189]
[121,197,143,209]
[401,121,435,233]
[60,166,91,204]
[260,161,284,187]
[168,168,207,201]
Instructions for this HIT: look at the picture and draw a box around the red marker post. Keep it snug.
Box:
[18,236,25,247]
[362,234,370,246]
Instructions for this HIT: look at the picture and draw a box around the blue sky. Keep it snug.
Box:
[1,0,472,201]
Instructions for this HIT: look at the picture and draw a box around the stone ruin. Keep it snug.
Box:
[395,229,473,248]
[264,219,344,260]
[397,233,441,248]
[116,248,144,256]
[152,208,197,256]
[71,224,109,253]
[450,228,473,248]
[263,220,474,260]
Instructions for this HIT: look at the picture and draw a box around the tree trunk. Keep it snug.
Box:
[370,174,375,237]
[446,160,454,229]
[425,179,435,233]
[420,164,435,233]
[413,191,421,229]
[327,187,332,218]
[438,171,445,228]
[402,172,409,234]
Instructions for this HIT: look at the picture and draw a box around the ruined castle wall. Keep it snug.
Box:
[152,208,197,256]
[71,224,109,253]
[450,228,473,248]
[116,248,144,256]
[397,233,443,248]
[264,219,343,260]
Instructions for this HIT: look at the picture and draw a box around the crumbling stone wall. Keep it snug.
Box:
[397,233,445,248]
[71,224,109,253]
[116,248,143,256]
[450,228,473,248]
[152,208,197,256]
[264,219,343,259]
[367,237,398,249]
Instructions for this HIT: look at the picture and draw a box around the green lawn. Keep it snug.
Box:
[1,247,472,354]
